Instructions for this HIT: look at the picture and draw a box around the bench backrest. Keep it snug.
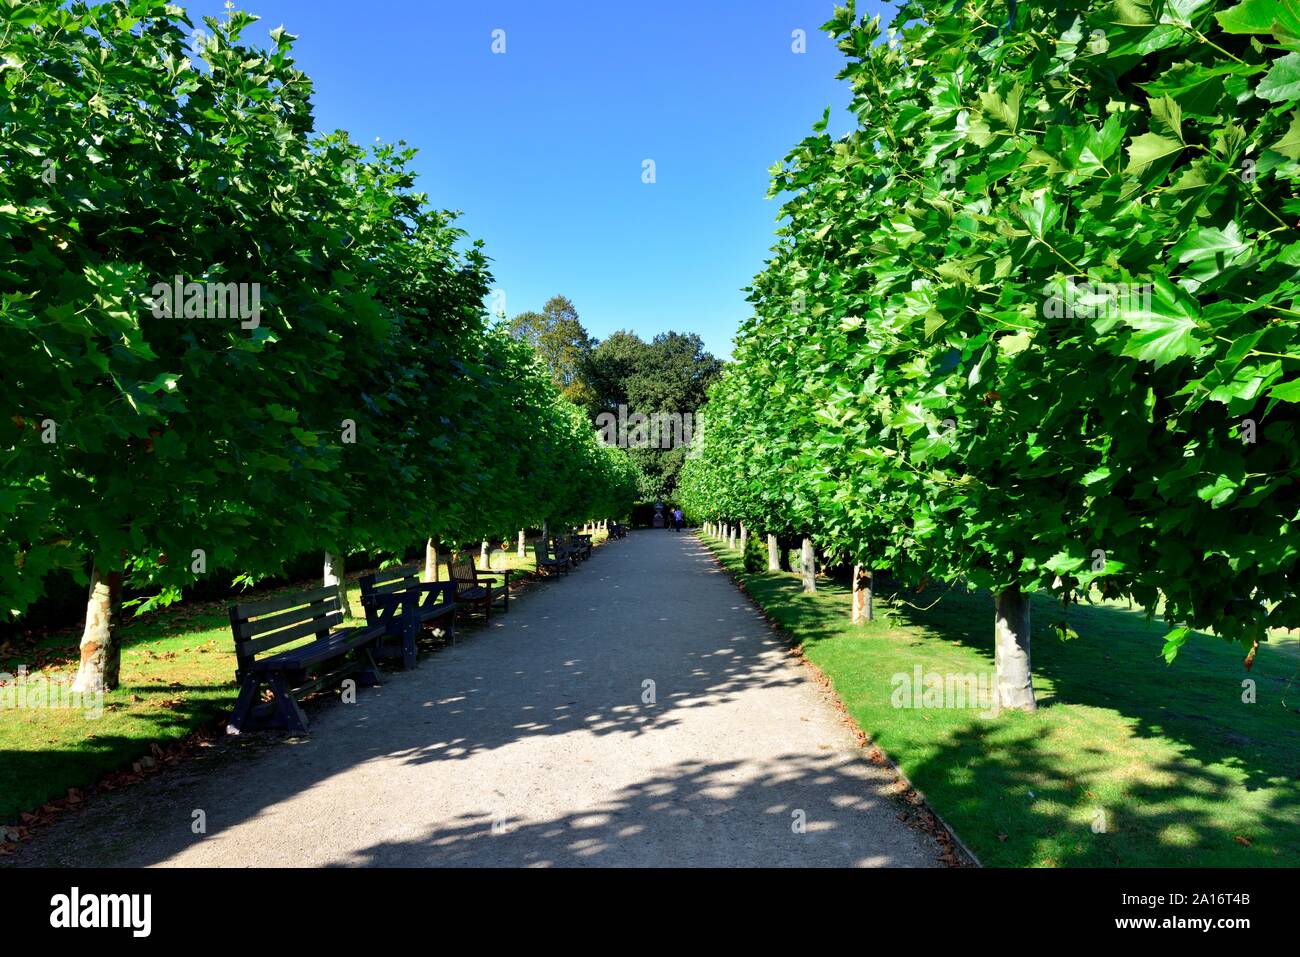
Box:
[358,563,424,605]
[447,552,478,586]
[228,586,343,675]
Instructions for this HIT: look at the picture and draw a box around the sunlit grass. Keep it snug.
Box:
[0,533,606,825]
[699,532,1300,867]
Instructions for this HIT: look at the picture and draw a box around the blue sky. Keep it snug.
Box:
[190,1,895,359]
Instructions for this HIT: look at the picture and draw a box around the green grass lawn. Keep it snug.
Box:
[699,532,1300,867]
[0,535,604,827]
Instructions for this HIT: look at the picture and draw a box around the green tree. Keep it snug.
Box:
[1,1,643,692]
[682,0,1300,711]
[590,331,722,497]
[508,295,596,408]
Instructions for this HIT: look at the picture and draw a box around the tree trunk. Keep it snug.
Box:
[739,523,748,555]
[542,520,549,555]
[779,537,792,571]
[518,530,526,558]
[852,565,874,623]
[994,586,1037,713]
[767,534,780,572]
[480,540,489,568]
[71,567,123,693]
[324,551,353,619]
[423,538,439,582]
[800,537,816,593]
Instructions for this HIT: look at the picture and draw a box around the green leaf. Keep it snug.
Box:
[1268,377,1300,401]
[1216,0,1300,41]
[1125,132,1183,173]
[1257,51,1300,102]
[1112,276,1205,367]
[1019,191,1061,239]
[1269,110,1300,159]
[1160,627,1192,664]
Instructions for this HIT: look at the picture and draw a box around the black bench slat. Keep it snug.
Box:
[241,611,345,659]
[232,584,339,620]
[367,578,418,596]
[235,598,336,641]
[250,626,374,670]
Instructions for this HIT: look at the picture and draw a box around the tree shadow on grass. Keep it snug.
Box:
[700,542,1300,866]
[883,587,1300,797]
[899,716,1300,866]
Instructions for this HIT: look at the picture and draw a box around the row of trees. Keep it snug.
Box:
[2,1,640,691]
[679,0,1300,711]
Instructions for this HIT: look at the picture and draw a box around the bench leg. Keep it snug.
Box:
[401,617,419,670]
[357,646,382,686]
[269,673,309,734]
[226,674,262,735]
[402,638,417,671]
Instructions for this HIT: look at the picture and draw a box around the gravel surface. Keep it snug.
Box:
[12,531,943,867]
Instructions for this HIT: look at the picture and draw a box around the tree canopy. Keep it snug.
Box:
[1,0,640,689]
[679,0,1300,704]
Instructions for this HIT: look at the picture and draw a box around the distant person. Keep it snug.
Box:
[672,507,683,532]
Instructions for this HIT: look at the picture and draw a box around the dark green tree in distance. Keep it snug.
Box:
[588,330,723,498]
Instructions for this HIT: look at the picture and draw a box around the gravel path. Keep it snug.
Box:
[13,531,943,867]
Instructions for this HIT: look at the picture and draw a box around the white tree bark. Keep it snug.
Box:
[423,538,438,582]
[480,540,489,568]
[994,586,1037,712]
[518,530,526,558]
[852,565,874,623]
[767,534,780,571]
[800,537,816,593]
[739,523,748,555]
[324,551,353,619]
[71,567,123,692]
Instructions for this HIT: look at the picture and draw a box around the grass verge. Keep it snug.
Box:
[699,533,1300,867]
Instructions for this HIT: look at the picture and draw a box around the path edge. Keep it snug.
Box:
[693,531,983,869]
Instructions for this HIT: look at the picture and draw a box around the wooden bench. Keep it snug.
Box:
[227,586,383,734]
[447,551,510,618]
[573,533,593,560]
[553,535,580,566]
[557,533,589,564]
[609,522,627,540]
[533,535,570,575]
[358,564,457,669]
